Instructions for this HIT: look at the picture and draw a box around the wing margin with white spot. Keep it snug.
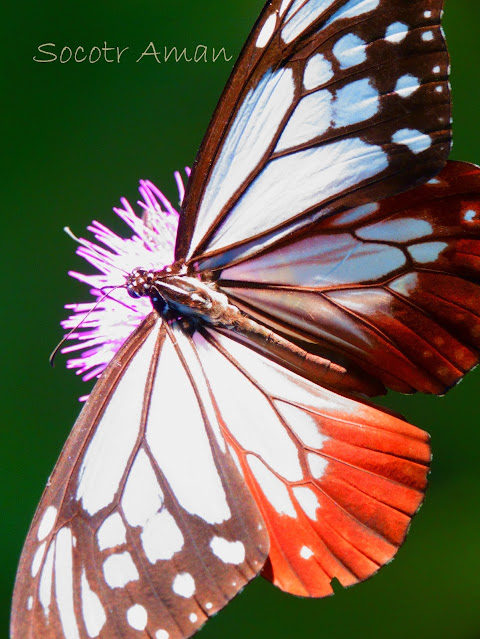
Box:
[11,313,269,639]
[176,0,450,265]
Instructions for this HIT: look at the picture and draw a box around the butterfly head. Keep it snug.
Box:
[125,267,157,299]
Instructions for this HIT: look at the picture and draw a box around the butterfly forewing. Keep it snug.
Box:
[11,315,269,639]
[177,0,450,264]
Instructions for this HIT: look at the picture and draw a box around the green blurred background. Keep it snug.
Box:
[1,1,480,638]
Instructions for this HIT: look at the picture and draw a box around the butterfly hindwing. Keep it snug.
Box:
[11,315,269,639]
[192,326,430,597]
[216,161,480,394]
[177,0,450,264]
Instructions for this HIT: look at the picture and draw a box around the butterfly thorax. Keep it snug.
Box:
[126,266,240,326]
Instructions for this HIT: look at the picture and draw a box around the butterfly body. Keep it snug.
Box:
[126,267,236,326]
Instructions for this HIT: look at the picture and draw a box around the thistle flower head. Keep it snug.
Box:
[61,170,189,396]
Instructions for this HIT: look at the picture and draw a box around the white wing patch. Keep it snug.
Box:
[395,74,421,98]
[357,217,433,242]
[324,0,380,28]
[408,241,448,264]
[282,0,335,44]
[55,528,80,639]
[221,232,406,286]
[193,333,303,482]
[392,128,432,154]
[146,331,232,525]
[80,571,106,638]
[37,506,57,541]
[172,573,196,598]
[76,328,159,516]
[96,512,127,551]
[333,78,379,128]
[385,21,409,43]
[127,604,148,631]
[256,13,277,48]
[206,138,388,253]
[247,456,297,517]
[39,542,55,617]
[103,552,139,588]
[209,537,246,565]
[190,67,294,255]
[141,510,184,563]
[122,449,164,527]
[292,486,321,520]
[333,33,367,69]
[303,53,334,89]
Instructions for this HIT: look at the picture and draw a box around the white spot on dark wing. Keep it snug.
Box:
[172,573,196,598]
[55,528,80,639]
[395,74,421,98]
[424,10,432,18]
[247,456,297,517]
[37,506,57,541]
[358,218,433,242]
[392,128,432,154]
[189,67,294,257]
[409,242,448,264]
[300,546,314,559]
[276,402,328,448]
[256,14,276,48]
[333,78,379,128]
[282,0,337,44]
[385,21,409,43]
[141,509,184,563]
[435,86,444,93]
[81,570,106,638]
[422,30,434,41]
[303,53,334,90]
[307,453,329,479]
[96,512,127,551]
[127,604,148,631]
[39,542,55,618]
[76,330,158,516]
[332,202,379,226]
[324,0,380,28]
[31,541,47,577]
[433,65,441,73]
[276,90,333,151]
[292,486,321,520]
[279,0,293,16]
[210,537,246,565]
[333,33,367,69]
[146,335,233,525]
[207,138,388,254]
[121,449,164,528]
[103,552,139,588]
[464,209,477,222]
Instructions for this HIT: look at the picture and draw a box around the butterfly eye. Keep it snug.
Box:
[127,286,142,299]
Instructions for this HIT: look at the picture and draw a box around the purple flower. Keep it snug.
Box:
[61,170,189,397]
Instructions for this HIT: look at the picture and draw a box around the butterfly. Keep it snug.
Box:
[11,1,480,638]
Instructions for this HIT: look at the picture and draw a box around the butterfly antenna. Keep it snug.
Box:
[49,285,125,367]
[64,227,129,275]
